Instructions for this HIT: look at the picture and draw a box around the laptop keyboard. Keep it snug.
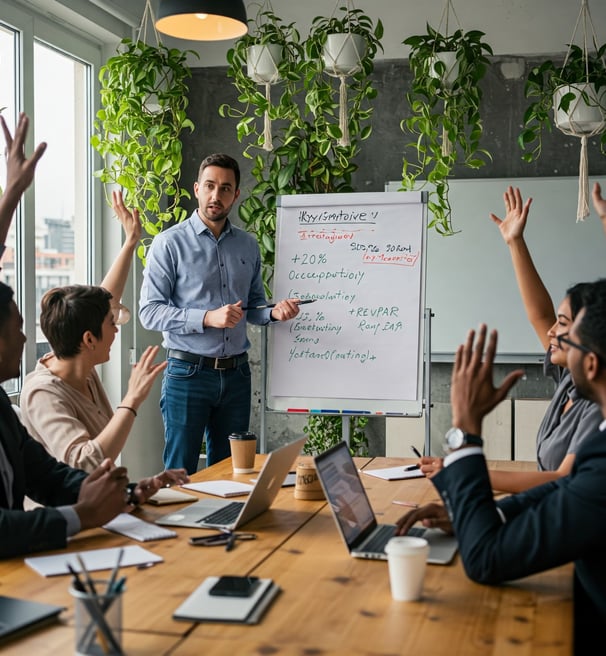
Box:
[406,527,425,538]
[364,524,397,552]
[199,501,244,525]
[364,525,426,553]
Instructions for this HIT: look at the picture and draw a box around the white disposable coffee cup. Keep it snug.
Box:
[384,536,429,601]
[228,432,257,474]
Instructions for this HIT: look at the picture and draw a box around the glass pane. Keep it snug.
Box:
[0,23,18,394]
[34,42,89,358]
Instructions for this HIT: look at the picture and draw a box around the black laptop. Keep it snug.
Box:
[0,595,64,644]
[314,441,458,565]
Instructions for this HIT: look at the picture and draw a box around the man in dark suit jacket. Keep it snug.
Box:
[0,113,189,559]
[396,279,606,653]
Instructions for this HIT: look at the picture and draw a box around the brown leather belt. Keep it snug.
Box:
[167,349,248,370]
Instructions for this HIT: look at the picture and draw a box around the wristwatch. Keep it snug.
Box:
[444,427,483,453]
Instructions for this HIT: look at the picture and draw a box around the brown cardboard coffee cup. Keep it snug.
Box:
[294,462,325,500]
[229,432,257,474]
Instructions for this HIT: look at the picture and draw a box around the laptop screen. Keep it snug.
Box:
[314,442,377,547]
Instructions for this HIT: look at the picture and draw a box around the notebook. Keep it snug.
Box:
[0,595,64,643]
[173,577,280,624]
[314,442,458,565]
[147,488,198,505]
[103,513,178,541]
[182,480,254,497]
[156,436,307,530]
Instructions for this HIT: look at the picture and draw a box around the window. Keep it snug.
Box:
[0,4,101,394]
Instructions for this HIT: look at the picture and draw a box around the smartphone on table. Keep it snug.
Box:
[208,576,260,597]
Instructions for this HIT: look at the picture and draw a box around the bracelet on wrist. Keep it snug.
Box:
[117,405,137,417]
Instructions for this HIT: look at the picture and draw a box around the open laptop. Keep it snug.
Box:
[0,596,64,644]
[314,441,458,565]
[156,436,307,530]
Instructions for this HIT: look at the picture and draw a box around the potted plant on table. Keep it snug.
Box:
[401,24,493,235]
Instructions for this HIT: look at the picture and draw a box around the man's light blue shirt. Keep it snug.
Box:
[139,212,272,357]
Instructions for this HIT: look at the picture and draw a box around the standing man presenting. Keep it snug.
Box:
[140,154,300,472]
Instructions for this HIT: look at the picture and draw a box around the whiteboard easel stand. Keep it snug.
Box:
[342,415,350,447]
[260,325,268,454]
[424,308,433,456]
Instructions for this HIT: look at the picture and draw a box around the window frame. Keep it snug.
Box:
[0,1,104,396]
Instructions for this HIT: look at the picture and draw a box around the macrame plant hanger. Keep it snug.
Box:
[247,0,281,151]
[558,0,606,220]
[323,0,365,147]
[137,0,161,47]
[434,0,464,157]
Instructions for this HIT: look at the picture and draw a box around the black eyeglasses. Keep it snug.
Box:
[557,334,592,355]
[189,530,257,552]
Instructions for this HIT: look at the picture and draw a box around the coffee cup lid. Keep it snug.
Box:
[229,432,256,440]
[384,536,428,555]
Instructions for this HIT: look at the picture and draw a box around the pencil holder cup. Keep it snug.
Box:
[294,462,325,500]
[70,579,124,655]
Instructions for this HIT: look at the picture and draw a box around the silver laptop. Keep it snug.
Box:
[314,441,458,565]
[156,436,307,530]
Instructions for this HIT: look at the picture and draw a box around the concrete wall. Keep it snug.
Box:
[169,54,606,457]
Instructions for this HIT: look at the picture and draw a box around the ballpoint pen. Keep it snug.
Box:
[404,464,420,471]
[242,299,317,310]
[410,445,422,459]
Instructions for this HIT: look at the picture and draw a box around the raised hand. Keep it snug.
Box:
[489,186,533,245]
[111,189,141,247]
[592,182,606,237]
[451,325,524,435]
[122,345,167,409]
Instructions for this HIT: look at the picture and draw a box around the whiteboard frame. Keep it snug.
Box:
[387,176,606,362]
[264,191,429,417]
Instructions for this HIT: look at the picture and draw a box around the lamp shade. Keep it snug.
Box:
[156,0,248,41]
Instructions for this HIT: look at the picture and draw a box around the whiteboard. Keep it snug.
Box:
[387,177,606,361]
[267,191,427,416]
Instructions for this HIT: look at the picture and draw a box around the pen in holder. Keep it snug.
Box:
[69,577,125,656]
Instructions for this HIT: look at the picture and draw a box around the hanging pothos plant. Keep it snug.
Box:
[91,38,196,263]
[401,23,492,235]
[220,3,383,456]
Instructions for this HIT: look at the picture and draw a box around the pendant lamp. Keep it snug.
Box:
[156,0,248,41]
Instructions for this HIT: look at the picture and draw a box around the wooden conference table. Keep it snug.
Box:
[0,455,572,655]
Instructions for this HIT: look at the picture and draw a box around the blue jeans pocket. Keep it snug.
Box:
[166,359,197,378]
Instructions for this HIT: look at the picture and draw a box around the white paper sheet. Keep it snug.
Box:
[25,545,163,577]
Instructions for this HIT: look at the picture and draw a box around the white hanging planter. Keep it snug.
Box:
[322,33,366,76]
[553,83,606,135]
[429,50,460,91]
[246,43,283,84]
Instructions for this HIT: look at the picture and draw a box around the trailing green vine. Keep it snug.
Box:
[91,38,196,263]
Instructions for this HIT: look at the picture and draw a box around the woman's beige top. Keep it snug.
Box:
[19,353,113,472]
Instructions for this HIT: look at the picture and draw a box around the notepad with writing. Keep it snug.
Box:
[361,466,425,481]
[173,577,280,624]
[182,480,254,497]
